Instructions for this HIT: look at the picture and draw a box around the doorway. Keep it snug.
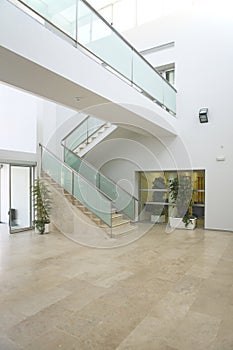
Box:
[0,163,35,233]
[9,165,35,233]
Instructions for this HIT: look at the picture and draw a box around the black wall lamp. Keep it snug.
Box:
[199,108,208,123]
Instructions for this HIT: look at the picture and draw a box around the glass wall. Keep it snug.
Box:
[138,170,205,227]
[9,165,34,233]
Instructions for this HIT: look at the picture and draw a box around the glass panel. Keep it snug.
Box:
[79,160,99,187]
[24,0,77,38]
[115,187,135,220]
[99,175,117,201]
[87,117,105,141]
[10,166,32,232]
[65,117,105,151]
[42,149,62,185]
[99,175,135,219]
[41,147,112,226]
[65,119,88,151]
[132,52,164,104]
[65,150,136,220]
[61,166,72,194]
[20,0,176,113]
[163,81,176,113]
[77,0,132,80]
[64,149,99,187]
[64,148,81,173]
[74,174,111,226]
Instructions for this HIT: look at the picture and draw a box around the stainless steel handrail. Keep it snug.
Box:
[61,115,89,144]
[62,143,139,202]
[15,0,177,111]
[39,143,113,202]
[80,0,177,93]
[62,116,106,150]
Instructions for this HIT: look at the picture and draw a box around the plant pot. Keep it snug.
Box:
[169,217,197,230]
[35,223,50,234]
[151,215,166,223]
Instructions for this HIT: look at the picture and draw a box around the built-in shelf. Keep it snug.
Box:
[140,189,167,192]
[144,201,172,206]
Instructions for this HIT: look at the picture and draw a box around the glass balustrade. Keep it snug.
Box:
[64,116,105,152]
[18,0,176,114]
[41,146,112,226]
[64,147,136,220]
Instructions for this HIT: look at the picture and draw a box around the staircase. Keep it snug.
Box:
[74,122,117,157]
[62,116,117,158]
[40,145,138,238]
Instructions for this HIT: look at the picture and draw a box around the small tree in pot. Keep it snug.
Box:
[169,175,195,227]
[32,179,51,234]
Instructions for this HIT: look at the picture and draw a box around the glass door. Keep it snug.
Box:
[9,165,34,233]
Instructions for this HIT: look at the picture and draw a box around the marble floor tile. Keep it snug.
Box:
[1,224,233,350]
[165,311,221,350]
[0,336,23,350]
[116,316,177,350]
[24,328,82,350]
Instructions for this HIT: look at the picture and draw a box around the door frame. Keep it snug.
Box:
[9,164,35,233]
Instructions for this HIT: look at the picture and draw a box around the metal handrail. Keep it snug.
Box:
[61,115,89,144]
[61,115,106,151]
[15,0,177,111]
[62,143,139,203]
[39,143,113,203]
[80,0,177,93]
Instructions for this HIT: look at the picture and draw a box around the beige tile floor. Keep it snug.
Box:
[0,223,233,350]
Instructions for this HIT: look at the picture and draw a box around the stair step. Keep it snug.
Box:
[111,219,131,229]
[112,213,122,218]
[111,213,124,225]
[42,172,136,237]
[111,225,137,238]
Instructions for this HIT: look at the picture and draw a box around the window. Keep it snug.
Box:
[156,63,175,86]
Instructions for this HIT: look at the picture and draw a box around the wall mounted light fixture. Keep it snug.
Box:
[199,108,208,123]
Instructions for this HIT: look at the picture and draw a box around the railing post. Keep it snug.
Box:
[110,202,113,238]
[131,48,134,87]
[40,144,43,177]
[76,0,78,44]
[87,116,89,144]
[72,171,74,197]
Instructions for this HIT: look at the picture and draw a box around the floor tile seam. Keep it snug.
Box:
[113,314,154,350]
[53,325,85,341]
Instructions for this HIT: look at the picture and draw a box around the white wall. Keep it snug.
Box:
[0,83,38,154]
[86,2,233,231]
[37,100,87,160]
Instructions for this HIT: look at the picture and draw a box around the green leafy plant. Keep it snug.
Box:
[169,175,193,226]
[32,179,51,234]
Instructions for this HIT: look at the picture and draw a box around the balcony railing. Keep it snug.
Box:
[15,0,176,114]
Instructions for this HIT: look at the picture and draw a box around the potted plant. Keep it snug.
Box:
[32,179,51,234]
[169,175,196,229]
[151,177,166,223]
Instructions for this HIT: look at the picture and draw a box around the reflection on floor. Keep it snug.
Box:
[0,224,233,350]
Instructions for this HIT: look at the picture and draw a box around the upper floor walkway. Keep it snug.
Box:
[0,0,178,137]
